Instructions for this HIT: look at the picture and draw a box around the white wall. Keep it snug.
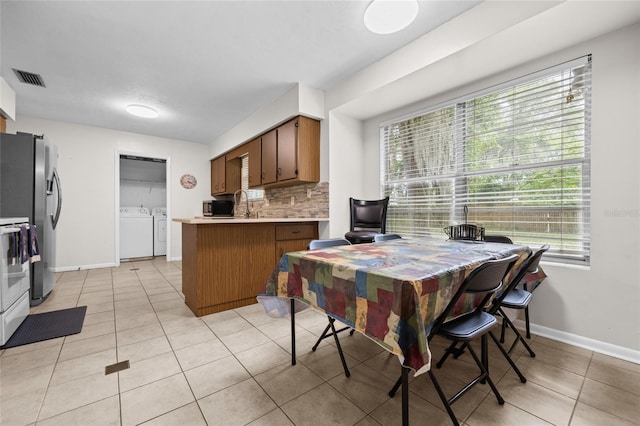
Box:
[326,111,364,238]
[210,83,325,157]
[120,181,166,209]
[357,24,640,358]
[6,116,211,268]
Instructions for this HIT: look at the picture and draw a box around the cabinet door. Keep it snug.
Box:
[210,156,225,195]
[261,129,277,185]
[275,240,311,265]
[277,118,298,181]
[247,137,262,188]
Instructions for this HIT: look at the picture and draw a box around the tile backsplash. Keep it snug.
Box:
[234,182,328,218]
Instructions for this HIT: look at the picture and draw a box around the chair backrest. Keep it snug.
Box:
[488,244,550,314]
[374,233,402,243]
[525,244,548,272]
[484,235,513,244]
[429,254,519,339]
[308,238,352,250]
[350,197,389,233]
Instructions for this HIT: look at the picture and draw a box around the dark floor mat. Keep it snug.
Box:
[1,306,87,349]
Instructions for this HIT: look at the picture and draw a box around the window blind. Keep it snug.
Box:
[381,56,592,264]
[241,155,264,201]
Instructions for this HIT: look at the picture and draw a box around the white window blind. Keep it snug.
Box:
[381,56,592,264]
[241,155,264,201]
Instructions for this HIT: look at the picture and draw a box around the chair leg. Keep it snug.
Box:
[480,334,488,384]
[488,330,527,383]
[428,369,460,426]
[499,308,535,358]
[389,367,459,426]
[500,317,507,343]
[452,342,468,359]
[524,306,531,339]
[463,343,504,405]
[329,318,350,377]
[388,375,402,397]
[436,340,459,369]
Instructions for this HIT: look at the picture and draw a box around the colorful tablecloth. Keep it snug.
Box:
[259,237,530,373]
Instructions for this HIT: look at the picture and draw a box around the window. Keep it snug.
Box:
[381,56,591,264]
[241,155,264,201]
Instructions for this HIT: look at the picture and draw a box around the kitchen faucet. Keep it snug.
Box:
[233,189,251,218]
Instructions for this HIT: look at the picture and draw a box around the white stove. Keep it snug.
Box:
[1,217,31,345]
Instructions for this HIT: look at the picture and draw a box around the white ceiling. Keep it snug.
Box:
[0,0,480,145]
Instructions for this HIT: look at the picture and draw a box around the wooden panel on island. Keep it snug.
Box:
[180,220,319,316]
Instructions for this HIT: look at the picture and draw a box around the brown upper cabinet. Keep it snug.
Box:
[247,137,262,189]
[210,155,241,196]
[212,115,320,192]
[260,128,278,185]
[260,116,320,188]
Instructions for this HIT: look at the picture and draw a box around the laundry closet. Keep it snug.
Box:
[119,155,167,260]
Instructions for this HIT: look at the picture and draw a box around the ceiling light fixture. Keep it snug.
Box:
[364,0,419,35]
[126,104,159,118]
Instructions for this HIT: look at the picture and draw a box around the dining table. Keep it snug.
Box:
[258,236,531,425]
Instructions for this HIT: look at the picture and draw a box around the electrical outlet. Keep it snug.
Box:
[307,188,312,198]
[264,198,269,206]
[290,196,295,206]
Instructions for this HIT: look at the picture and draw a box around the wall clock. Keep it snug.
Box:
[180,174,197,189]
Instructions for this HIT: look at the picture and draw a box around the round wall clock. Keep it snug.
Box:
[180,174,197,189]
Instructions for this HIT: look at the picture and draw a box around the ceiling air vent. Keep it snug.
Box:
[12,68,46,87]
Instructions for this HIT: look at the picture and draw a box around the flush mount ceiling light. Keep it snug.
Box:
[125,104,158,118]
[364,0,419,35]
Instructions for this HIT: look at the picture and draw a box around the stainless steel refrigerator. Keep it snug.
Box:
[0,132,62,305]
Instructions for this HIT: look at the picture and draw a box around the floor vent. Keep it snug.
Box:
[12,68,46,87]
[105,360,130,375]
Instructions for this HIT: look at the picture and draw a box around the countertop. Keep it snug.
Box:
[173,217,329,224]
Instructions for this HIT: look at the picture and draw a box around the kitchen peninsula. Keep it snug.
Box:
[174,217,328,316]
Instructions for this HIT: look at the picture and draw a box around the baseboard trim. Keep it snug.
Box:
[55,263,116,272]
[513,319,640,365]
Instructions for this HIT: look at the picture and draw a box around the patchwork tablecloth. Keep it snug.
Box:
[259,237,530,373]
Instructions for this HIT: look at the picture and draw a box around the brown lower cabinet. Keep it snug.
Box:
[181,221,318,317]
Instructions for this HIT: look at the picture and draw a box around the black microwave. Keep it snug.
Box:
[203,200,234,217]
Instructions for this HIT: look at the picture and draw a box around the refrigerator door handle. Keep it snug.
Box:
[51,168,62,229]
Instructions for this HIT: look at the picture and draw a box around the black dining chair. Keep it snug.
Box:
[344,197,389,244]
[307,238,354,377]
[373,233,402,242]
[494,244,550,354]
[518,244,548,339]
[483,235,533,340]
[388,254,520,426]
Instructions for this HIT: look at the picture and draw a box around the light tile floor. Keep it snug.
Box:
[1,258,638,425]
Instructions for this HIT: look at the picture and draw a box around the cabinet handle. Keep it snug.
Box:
[291,230,300,234]
[277,168,281,176]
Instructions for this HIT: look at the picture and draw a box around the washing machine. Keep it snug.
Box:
[152,207,167,256]
[119,207,153,260]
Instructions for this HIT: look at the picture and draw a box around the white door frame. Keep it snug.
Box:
[115,149,171,266]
